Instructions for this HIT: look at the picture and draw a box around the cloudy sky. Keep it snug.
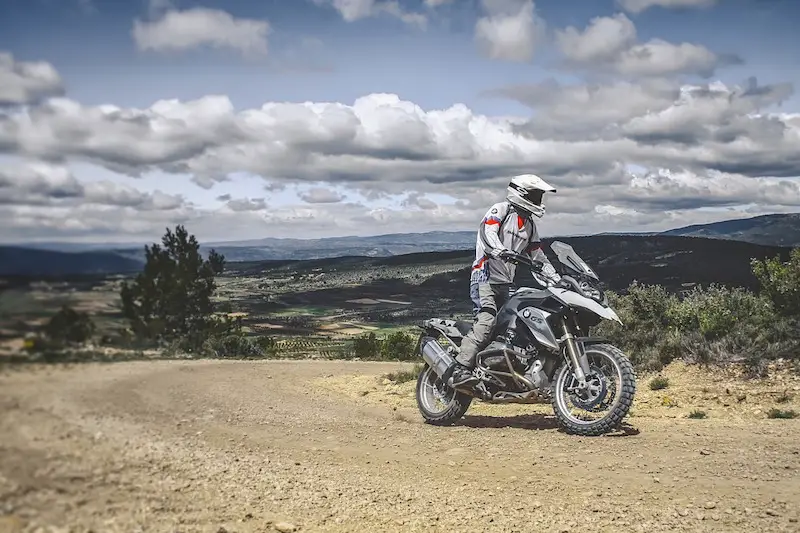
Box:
[1,0,799,244]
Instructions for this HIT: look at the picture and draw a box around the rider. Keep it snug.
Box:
[453,174,562,389]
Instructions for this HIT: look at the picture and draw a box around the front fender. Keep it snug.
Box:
[549,287,623,325]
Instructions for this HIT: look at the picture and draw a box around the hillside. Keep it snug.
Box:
[231,234,791,294]
[1,218,796,279]
[663,213,800,246]
[0,246,143,278]
[426,235,792,294]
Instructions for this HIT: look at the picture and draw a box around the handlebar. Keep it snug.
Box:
[499,251,543,272]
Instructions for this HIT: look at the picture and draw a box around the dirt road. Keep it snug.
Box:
[1,360,799,533]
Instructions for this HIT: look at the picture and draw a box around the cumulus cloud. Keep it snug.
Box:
[475,0,545,62]
[312,0,427,27]
[483,78,681,140]
[620,168,800,210]
[0,52,65,106]
[226,197,267,211]
[617,0,716,14]
[300,187,344,203]
[0,161,184,210]
[555,13,739,77]
[2,77,799,191]
[1,51,799,242]
[402,192,438,210]
[132,7,271,56]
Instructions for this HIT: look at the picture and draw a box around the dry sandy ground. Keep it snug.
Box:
[1,360,799,533]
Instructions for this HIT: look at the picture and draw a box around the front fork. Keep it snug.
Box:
[560,316,591,389]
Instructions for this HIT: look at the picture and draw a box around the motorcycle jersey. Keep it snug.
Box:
[470,201,559,286]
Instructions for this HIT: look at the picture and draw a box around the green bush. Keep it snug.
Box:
[350,330,419,361]
[595,257,800,373]
[649,376,669,390]
[44,304,96,345]
[353,332,382,359]
[201,334,277,359]
[752,248,800,317]
[767,408,797,419]
[380,331,418,361]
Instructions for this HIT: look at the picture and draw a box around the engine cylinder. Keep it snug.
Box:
[419,336,456,379]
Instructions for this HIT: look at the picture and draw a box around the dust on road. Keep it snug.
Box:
[1,360,799,533]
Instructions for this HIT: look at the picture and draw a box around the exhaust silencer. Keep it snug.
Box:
[419,336,456,379]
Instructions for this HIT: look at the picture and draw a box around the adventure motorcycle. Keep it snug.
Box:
[414,240,636,436]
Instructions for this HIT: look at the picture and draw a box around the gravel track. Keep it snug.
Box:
[1,360,799,532]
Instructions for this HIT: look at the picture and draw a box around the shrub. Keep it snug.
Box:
[595,275,800,373]
[661,396,678,407]
[380,331,418,361]
[44,304,96,345]
[688,410,707,419]
[350,330,420,361]
[767,408,797,419]
[649,376,669,390]
[353,332,381,359]
[201,334,277,359]
[751,248,800,317]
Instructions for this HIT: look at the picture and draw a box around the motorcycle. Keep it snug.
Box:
[414,240,636,436]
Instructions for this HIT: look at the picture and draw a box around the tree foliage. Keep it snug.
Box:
[120,225,233,352]
[751,248,800,317]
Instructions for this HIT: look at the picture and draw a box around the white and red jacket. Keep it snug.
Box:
[470,201,560,286]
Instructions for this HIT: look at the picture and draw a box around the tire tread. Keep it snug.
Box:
[550,343,637,436]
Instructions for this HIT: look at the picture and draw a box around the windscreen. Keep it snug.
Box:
[550,240,599,280]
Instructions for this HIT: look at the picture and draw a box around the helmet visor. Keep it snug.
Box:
[510,182,544,206]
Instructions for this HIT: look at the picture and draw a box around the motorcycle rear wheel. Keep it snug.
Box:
[415,364,472,425]
[551,343,636,436]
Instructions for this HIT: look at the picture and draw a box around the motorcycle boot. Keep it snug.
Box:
[449,362,479,390]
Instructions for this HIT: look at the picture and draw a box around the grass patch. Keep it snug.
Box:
[661,396,678,408]
[767,408,798,419]
[383,363,423,383]
[649,375,670,390]
[688,409,707,419]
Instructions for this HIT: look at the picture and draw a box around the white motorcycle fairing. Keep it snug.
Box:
[548,287,623,324]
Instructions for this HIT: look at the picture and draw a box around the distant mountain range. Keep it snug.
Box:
[0,213,798,278]
[661,213,800,246]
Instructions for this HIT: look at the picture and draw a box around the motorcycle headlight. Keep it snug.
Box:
[578,280,603,303]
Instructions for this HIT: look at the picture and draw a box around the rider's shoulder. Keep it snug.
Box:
[485,201,510,216]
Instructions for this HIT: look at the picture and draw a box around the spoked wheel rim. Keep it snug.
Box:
[418,366,457,416]
[554,348,624,426]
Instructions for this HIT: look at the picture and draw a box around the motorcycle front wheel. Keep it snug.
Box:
[415,364,472,426]
[550,343,636,436]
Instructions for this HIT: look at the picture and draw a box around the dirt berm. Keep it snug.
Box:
[1,360,799,532]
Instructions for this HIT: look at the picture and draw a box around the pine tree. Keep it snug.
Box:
[120,225,228,351]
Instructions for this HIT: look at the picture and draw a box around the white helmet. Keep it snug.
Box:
[506,174,557,218]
